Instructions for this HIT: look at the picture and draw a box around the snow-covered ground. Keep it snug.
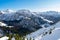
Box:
[41,21,60,40]
[0,36,9,40]
[26,21,60,40]
[41,29,60,40]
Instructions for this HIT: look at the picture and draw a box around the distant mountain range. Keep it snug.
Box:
[0,9,60,37]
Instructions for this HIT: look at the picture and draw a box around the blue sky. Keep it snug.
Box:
[0,0,60,12]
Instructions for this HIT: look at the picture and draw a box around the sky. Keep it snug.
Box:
[0,0,60,12]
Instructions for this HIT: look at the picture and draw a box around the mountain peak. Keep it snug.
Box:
[4,9,15,13]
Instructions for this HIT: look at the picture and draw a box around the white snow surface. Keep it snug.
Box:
[0,22,7,26]
[0,36,9,40]
[26,21,60,40]
[40,16,53,23]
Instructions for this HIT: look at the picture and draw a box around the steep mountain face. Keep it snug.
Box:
[0,9,60,37]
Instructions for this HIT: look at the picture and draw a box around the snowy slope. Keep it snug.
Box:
[26,21,60,40]
[41,29,60,40]
[41,21,60,40]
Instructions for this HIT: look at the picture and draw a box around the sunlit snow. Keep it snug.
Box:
[0,36,9,40]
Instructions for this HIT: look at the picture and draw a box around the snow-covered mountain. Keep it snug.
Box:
[0,9,54,28]
[0,9,15,14]
[37,11,60,23]
[0,9,60,39]
[0,9,60,22]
